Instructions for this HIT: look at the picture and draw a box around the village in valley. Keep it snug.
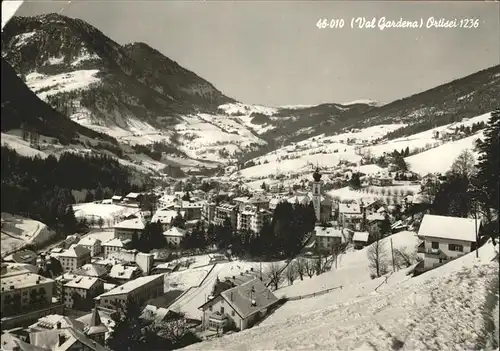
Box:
[2,110,499,349]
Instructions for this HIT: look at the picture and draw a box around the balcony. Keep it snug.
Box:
[417,243,445,257]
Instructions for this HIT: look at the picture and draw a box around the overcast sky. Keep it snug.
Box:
[14,0,500,107]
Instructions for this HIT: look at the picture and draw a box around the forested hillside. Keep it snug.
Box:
[1,147,144,233]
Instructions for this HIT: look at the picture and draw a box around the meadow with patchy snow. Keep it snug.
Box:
[25,70,101,100]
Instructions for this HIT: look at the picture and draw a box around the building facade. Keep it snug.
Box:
[1,273,55,318]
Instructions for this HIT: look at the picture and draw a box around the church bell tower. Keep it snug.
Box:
[312,167,322,222]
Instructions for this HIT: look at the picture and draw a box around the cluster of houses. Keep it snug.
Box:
[0,165,486,349]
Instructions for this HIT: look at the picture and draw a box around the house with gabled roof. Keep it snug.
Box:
[163,227,187,248]
[54,245,91,273]
[417,214,480,270]
[95,274,164,313]
[63,276,104,310]
[338,202,363,230]
[314,226,343,251]
[29,324,109,351]
[199,278,278,332]
[77,237,102,257]
[113,218,145,241]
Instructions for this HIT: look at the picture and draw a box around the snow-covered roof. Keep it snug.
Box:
[418,214,480,242]
[353,231,370,242]
[1,273,53,290]
[214,278,278,320]
[339,203,361,214]
[28,314,85,332]
[58,245,91,258]
[367,213,385,222]
[141,305,170,322]
[151,209,179,223]
[111,195,122,200]
[30,325,108,351]
[109,264,139,280]
[217,203,238,211]
[174,201,203,209]
[102,238,127,248]
[97,274,164,298]
[163,227,186,237]
[315,226,342,238]
[114,218,145,230]
[249,195,269,204]
[74,263,107,278]
[64,276,100,290]
[125,192,141,199]
[78,237,102,246]
[233,196,250,203]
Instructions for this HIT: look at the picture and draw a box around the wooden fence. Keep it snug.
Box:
[286,285,343,301]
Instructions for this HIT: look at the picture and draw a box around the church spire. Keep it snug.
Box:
[313,166,322,182]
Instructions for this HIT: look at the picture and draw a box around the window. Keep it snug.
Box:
[220,306,225,314]
[448,244,464,252]
[231,311,235,317]
[209,305,212,311]
[431,242,439,249]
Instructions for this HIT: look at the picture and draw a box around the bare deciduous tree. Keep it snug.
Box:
[285,262,298,285]
[367,230,389,278]
[331,241,348,269]
[266,262,285,291]
[151,310,191,345]
[97,217,104,229]
[296,258,306,280]
[304,259,316,278]
[451,149,476,180]
[394,247,421,269]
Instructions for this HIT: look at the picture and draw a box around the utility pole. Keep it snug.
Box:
[390,238,396,272]
[475,201,479,259]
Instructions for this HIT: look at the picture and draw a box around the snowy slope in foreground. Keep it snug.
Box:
[182,241,499,351]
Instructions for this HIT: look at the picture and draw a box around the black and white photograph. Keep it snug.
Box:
[1,0,499,350]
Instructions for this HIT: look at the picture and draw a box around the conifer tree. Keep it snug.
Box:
[473,109,499,216]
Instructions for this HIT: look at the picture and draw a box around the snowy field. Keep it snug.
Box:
[72,202,141,225]
[25,70,101,100]
[327,184,419,203]
[364,112,491,158]
[405,131,484,175]
[275,231,420,299]
[1,133,50,159]
[165,267,211,292]
[235,124,404,181]
[1,213,55,257]
[182,240,499,351]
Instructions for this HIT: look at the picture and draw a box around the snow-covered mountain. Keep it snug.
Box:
[2,13,499,167]
[1,14,379,164]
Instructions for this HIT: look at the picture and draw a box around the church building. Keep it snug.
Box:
[311,167,333,224]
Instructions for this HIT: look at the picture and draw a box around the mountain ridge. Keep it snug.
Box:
[2,13,499,166]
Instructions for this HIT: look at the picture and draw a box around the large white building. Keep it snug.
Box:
[55,245,92,273]
[96,274,164,313]
[1,272,55,318]
[417,214,480,270]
